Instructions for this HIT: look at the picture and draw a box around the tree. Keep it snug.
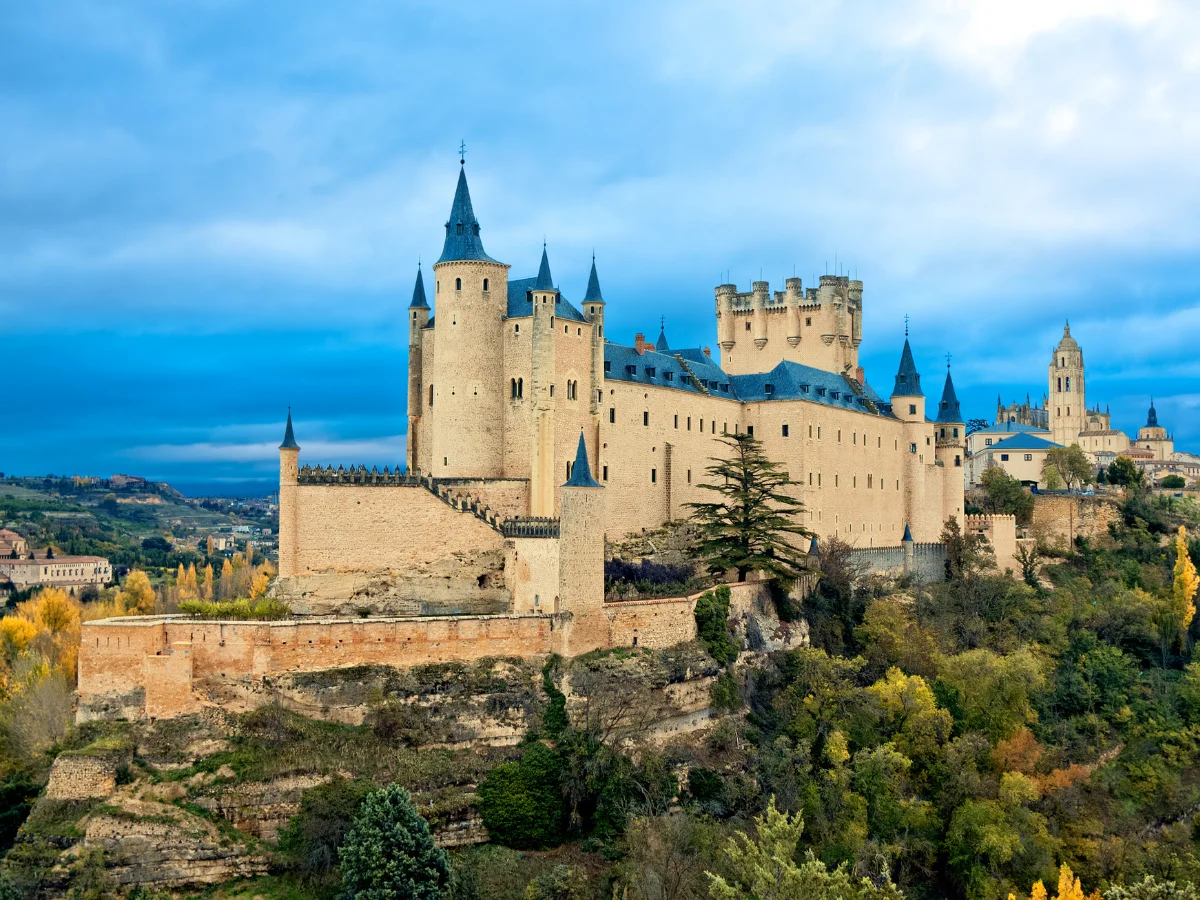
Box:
[1043,446,1094,491]
[686,434,812,583]
[200,563,214,601]
[1172,526,1198,647]
[967,419,990,436]
[338,783,450,900]
[1160,475,1187,490]
[477,743,566,850]
[1014,543,1040,588]
[694,585,737,665]
[1107,456,1143,488]
[118,570,156,615]
[706,797,904,900]
[278,777,373,891]
[980,467,1035,524]
[1105,876,1200,900]
[1042,465,1064,492]
[942,518,996,580]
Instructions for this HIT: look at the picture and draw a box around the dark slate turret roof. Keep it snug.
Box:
[409,266,429,308]
[902,523,913,542]
[936,368,962,423]
[437,167,497,264]
[564,432,601,487]
[279,410,300,450]
[1147,399,1158,427]
[583,259,603,303]
[506,278,587,322]
[655,327,670,352]
[891,339,923,397]
[533,246,555,291]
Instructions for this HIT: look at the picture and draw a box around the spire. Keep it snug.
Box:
[534,244,555,292]
[891,339,923,397]
[409,265,428,308]
[279,408,300,450]
[936,367,962,423]
[564,432,600,487]
[436,166,496,264]
[1147,398,1158,427]
[655,317,670,352]
[583,256,603,303]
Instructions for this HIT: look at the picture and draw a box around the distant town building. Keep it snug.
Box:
[0,549,112,594]
[0,530,29,559]
[110,474,148,488]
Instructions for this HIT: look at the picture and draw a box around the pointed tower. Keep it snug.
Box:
[530,245,559,516]
[407,265,430,473]
[278,410,300,578]
[891,337,929,540]
[429,163,510,478]
[584,257,606,461]
[558,431,606,653]
[655,320,670,353]
[1048,322,1085,448]
[935,364,966,527]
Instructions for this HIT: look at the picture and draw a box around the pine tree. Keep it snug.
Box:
[338,783,450,900]
[686,433,812,583]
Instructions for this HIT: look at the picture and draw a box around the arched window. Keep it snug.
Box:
[517,378,523,398]
[1057,377,1062,392]
[483,278,489,291]
[455,277,462,291]
[511,379,517,399]
[1065,377,1071,392]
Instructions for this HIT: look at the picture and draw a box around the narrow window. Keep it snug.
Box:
[567,462,573,479]
[910,443,917,453]
[602,465,608,481]
[818,473,822,487]
[745,322,751,331]
[835,474,839,487]
[747,425,754,437]
[550,385,555,397]
[1066,377,1071,392]
[651,468,657,484]
[808,472,812,485]
[838,430,841,443]
[674,414,678,428]
[782,424,789,437]
[909,404,916,415]
[687,416,692,430]
[429,385,434,406]
[483,278,489,291]
[687,469,691,483]
[455,277,462,290]
[514,323,520,334]
[518,378,523,398]
[511,379,517,399]
[700,420,704,433]
[643,411,649,426]
[609,408,615,423]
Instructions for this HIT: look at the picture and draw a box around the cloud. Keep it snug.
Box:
[129,435,407,466]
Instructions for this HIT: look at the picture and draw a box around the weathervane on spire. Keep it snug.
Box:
[904,314,910,337]
[459,140,466,165]
[945,352,952,369]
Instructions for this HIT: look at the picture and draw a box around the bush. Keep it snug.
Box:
[605,558,696,597]
[338,783,450,900]
[1160,475,1187,490]
[694,585,737,665]
[476,743,566,850]
[541,657,568,738]
[278,777,374,890]
[176,597,291,620]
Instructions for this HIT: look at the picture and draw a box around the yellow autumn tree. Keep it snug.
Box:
[0,617,38,665]
[206,535,215,556]
[249,572,270,600]
[1025,864,1099,900]
[14,587,83,678]
[1175,526,1198,636]
[220,558,234,600]
[120,570,156,615]
[201,563,214,601]
[245,542,254,566]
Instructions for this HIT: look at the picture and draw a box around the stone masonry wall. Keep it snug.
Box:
[44,754,124,800]
[1030,494,1120,551]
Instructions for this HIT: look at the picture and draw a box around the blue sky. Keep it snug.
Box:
[3,0,1198,494]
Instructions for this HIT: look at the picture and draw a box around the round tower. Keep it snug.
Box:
[935,363,966,526]
[407,265,430,473]
[1048,322,1085,448]
[584,257,605,423]
[751,280,769,349]
[785,277,803,347]
[429,163,510,478]
[529,246,559,517]
[891,337,928,540]
[715,283,737,351]
[558,432,606,654]
[277,410,300,578]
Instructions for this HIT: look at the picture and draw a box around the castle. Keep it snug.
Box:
[76,163,982,722]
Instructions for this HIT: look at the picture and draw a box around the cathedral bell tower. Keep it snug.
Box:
[1048,322,1085,448]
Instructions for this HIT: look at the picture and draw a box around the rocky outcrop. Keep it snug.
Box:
[193,773,330,842]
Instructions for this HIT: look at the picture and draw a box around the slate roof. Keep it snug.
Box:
[731,361,888,416]
[437,166,498,264]
[986,433,1062,451]
[409,266,429,308]
[564,432,601,487]
[279,410,300,450]
[978,422,1051,435]
[891,339,923,397]
[534,246,555,291]
[655,328,670,352]
[936,369,962,423]
[583,260,603,303]
[506,278,587,322]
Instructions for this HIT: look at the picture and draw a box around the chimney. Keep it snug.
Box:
[703,346,711,359]
[855,366,865,385]
[634,333,647,355]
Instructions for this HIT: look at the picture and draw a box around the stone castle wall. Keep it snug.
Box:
[1029,494,1120,551]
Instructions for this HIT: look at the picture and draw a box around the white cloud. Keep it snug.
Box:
[129,435,407,465]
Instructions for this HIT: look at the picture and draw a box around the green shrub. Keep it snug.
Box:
[541,657,568,738]
[338,783,450,900]
[694,585,738,665]
[177,597,291,620]
[710,671,741,710]
[476,743,566,850]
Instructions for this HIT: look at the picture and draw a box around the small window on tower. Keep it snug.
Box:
[455,277,462,290]
[456,223,463,235]
[745,322,751,331]
[483,278,489,291]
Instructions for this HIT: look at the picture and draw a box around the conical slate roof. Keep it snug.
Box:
[891,339,923,398]
[437,167,497,264]
[564,432,601,487]
[279,409,300,450]
[655,326,670,352]
[583,258,603,303]
[534,246,555,292]
[936,368,962,423]
[902,523,914,542]
[409,266,429,308]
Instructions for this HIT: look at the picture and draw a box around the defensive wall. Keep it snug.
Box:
[1029,493,1120,552]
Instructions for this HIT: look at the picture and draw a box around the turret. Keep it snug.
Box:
[751,280,769,349]
[935,365,966,526]
[785,277,803,346]
[891,337,928,539]
[429,163,510,478]
[278,410,300,578]
[558,431,606,653]
[584,257,605,420]
[715,284,737,351]
[529,246,558,516]
[406,265,430,473]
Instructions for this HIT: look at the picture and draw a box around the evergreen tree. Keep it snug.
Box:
[686,434,811,583]
[338,783,450,900]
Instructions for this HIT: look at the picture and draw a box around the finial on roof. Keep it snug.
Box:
[904,313,910,337]
[279,408,300,451]
[564,431,601,488]
[459,139,466,165]
[655,320,670,353]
